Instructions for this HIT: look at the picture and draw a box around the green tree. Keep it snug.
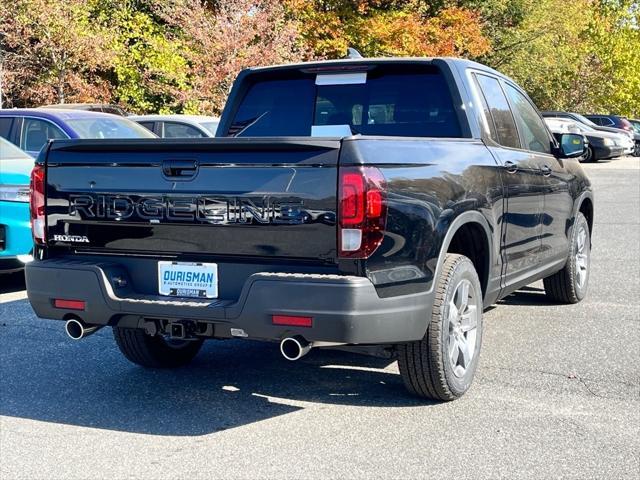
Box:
[101,3,191,114]
[586,1,640,116]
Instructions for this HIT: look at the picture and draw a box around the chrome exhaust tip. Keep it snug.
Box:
[65,318,101,340]
[280,336,312,361]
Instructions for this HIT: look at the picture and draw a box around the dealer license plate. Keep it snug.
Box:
[158,261,218,298]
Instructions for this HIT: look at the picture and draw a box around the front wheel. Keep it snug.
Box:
[113,327,204,368]
[543,212,591,303]
[580,146,595,163]
[397,254,483,401]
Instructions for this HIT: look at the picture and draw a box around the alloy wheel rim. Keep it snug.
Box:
[447,279,479,378]
[575,226,589,289]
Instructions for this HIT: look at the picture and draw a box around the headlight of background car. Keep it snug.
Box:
[603,138,614,147]
[0,185,30,202]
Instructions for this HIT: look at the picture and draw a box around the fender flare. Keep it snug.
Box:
[572,190,594,230]
[428,210,494,296]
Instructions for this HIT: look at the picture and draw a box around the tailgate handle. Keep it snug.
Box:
[162,159,198,178]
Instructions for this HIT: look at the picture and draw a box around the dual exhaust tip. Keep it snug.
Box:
[64,320,312,360]
[65,318,102,340]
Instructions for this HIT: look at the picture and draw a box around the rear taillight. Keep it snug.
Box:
[30,164,45,245]
[338,166,386,258]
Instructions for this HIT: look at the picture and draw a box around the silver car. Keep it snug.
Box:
[129,115,220,138]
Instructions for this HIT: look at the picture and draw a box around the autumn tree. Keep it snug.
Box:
[286,0,490,59]
[153,0,305,114]
[0,0,113,107]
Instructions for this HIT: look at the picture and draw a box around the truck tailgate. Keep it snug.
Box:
[44,138,340,262]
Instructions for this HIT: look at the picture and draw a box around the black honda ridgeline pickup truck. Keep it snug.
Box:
[26,58,593,400]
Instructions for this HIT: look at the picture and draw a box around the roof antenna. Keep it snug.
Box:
[346,48,363,59]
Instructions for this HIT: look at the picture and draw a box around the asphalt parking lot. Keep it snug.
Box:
[1,157,638,480]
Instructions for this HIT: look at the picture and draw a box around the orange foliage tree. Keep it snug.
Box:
[153,0,305,114]
[285,1,490,59]
[0,0,113,107]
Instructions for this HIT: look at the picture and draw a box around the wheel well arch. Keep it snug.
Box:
[437,212,493,299]
[578,197,594,237]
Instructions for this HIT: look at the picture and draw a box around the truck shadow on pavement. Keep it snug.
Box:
[498,286,560,306]
[0,299,431,436]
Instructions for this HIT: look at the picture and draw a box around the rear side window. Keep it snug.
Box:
[227,65,461,138]
[138,121,155,133]
[163,122,206,138]
[504,84,551,154]
[0,117,13,140]
[21,118,66,152]
[474,74,520,149]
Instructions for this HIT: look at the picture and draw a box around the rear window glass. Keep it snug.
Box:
[65,118,156,139]
[227,65,461,138]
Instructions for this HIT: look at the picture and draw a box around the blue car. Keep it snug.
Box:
[0,108,155,157]
[0,109,155,272]
[0,138,34,273]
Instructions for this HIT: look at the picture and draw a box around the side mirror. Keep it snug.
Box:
[558,133,586,158]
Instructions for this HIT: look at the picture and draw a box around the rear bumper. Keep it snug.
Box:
[0,201,32,259]
[25,258,432,344]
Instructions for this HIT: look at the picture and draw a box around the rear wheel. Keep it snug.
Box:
[398,254,483,401]
[543,212,591,303]
[113,327,204,368]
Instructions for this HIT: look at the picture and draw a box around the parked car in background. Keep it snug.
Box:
[584,114,634,132]
[0,109,155,157]
[0,138,34,273]
[628,119,640,134]
[544,117,624,162]
[543,111,639,157]
[129,115,220,138]
[42,103,128,116]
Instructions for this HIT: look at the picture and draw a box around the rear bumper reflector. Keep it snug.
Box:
[53,299,86,311]
[272,315,313,327]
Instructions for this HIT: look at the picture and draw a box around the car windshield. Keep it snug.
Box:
[0,137,33,161]
[65,117,156,139]
[570,122,595,133]
[227,64,461,138]
[200,121,219,135]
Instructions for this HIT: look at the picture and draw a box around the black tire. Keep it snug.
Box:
[580,146,595,163]
[543,212,591,304]
[113,327,204,368]
[398,254,483,401]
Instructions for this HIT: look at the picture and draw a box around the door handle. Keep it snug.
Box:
[541,165,552,176]
[162,159,198,178]
[503,161,518,174]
